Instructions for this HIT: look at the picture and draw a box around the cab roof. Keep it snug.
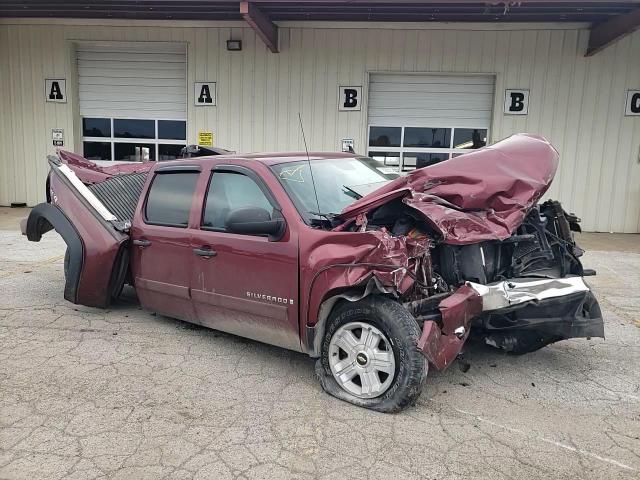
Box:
[193,151,359,166]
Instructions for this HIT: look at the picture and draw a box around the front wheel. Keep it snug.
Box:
[316,295,428,413]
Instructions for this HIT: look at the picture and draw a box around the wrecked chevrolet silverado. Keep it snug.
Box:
[22,133,603,412]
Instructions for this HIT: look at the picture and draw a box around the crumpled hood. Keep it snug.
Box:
[338,134,559,245]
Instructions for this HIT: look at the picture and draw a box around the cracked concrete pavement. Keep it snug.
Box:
[1,208,639,479]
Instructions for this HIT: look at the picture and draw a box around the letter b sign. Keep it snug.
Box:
[339,86,362,111]
[504,89,529,115]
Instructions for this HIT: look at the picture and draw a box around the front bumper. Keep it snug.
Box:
[417,276,604,368]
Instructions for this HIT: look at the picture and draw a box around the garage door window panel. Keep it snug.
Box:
[82,118,111,137]
[158,120,187,140]
[115,143,156,162]
[403,152,450,171]
[453,128,487,149]
[145,172,199,227]
[83,142,112,161]
[369,127,401,147]
[114,119,155,139]
[403,128,451,148]
[159,144,185,161]
[83,117,186,162]
[368,151,400,169]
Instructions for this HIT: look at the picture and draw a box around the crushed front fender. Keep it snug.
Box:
[417,285,482,370]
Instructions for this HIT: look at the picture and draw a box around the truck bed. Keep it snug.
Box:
[88,172,148,223]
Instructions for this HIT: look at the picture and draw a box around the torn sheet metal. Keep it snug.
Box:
[303,228,431,328]
[57,149,153,184]
[338,134,559,245]
[417,285,482,370]
[467,276,591,312]
[417,276,602,367]
[477,290,604,354]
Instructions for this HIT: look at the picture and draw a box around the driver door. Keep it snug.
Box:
[189,165,300,351]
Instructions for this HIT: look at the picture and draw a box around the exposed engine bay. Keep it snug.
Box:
[326,134,604,368]
[337,196,603,364]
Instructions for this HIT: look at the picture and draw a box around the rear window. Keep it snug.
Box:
[145,172,199,227]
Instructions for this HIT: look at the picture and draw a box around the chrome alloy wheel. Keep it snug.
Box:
[328,321,396,399]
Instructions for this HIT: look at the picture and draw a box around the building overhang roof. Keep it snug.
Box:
[1,1,639,55]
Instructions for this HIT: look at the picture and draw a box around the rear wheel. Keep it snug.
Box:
[316,295,428,413]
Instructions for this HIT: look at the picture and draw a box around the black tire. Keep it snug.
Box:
[316,295,428,413]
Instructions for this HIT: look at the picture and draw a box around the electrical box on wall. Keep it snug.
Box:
[341,138,355,152]
[52,128,64,146]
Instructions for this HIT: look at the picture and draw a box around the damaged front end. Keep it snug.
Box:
[469,277,603,354]
[330,134,603,371]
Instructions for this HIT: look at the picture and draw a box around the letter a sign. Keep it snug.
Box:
[504,89,529,115]
[45,79,66,103]
[194,82,216,106]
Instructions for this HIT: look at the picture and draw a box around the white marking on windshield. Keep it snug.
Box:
[278,165,305,182]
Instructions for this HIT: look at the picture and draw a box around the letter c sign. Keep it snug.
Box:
[504,89,529,115]
[625,90,640,116]
[339,86,362,111]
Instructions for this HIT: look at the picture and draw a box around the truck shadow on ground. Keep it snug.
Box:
[110,286,596,409]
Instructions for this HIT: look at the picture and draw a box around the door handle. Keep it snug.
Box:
[133,239,151,248]
[193,247,217,258]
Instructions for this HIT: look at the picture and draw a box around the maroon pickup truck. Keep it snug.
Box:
[23,134,603,412]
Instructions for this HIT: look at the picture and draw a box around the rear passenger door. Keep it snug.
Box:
[130,166,200,322]
[190,165,301,351]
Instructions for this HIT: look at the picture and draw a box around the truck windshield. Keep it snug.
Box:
[271,157,397,220]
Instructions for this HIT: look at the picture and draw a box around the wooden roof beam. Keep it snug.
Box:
[586,8,640,56]
[240,1,278,53]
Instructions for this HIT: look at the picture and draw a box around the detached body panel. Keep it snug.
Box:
[23,158,129,307]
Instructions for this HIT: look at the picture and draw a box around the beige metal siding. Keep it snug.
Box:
[0,20,639,232]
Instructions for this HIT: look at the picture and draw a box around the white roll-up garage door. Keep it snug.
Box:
[77,42,187,120]
[78,42,187,162]
[367,74,495,172]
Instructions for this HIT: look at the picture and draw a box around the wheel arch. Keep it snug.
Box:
[25,203,84,304]
[304,277,398,357]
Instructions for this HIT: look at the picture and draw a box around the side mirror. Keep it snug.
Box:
[225,207,286,241]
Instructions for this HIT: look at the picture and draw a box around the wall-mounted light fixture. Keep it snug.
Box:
[226,40,242,51]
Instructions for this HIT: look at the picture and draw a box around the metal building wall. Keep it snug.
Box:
[0,19,638,232]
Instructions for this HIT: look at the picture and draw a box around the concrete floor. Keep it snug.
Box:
[0,207,639,480]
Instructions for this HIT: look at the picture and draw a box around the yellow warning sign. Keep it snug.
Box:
[198,131,214,147]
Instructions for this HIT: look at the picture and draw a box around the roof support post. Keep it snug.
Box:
[240,1,279,53]
[586,8,640,56]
